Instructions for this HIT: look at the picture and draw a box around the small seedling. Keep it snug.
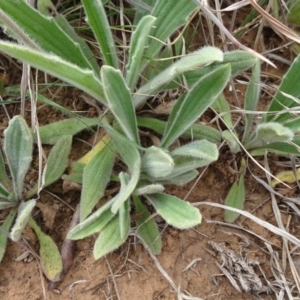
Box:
[217,54,300,222]
[0,115,72,282]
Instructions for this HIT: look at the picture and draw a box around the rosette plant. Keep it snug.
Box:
[0,115,71,282]
[215,54,300,222]
[0,0,257,270]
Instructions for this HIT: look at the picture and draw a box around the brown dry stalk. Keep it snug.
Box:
[248,0,300,44]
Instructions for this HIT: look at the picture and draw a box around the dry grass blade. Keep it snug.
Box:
[248,0,300,44]
[193,0,276,67]
[263,157,300,295]
[215,261,242,292]
[265,243,294,298]
[223,0,300,45]
[146,245,203,300]
[182,258,202,273]
[195,202,300,247]
[205,6,275,67]
[105,257,120,300]
[206,220,274,246]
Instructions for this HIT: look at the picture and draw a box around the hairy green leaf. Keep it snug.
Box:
[54,14,100,74]
[126,15,156,90]
[222,130,240,153]
[0,42,105,104]
[142,146,174,178]
[134,183,165,195]
[147,193,202,229]
[102,66,139,143]
[10,199,36,241]
[44,135,72,187]
[37,117,100,145]
[4,116,32,199]
[140,0,197,70]
[171,140,218,160]
[133,195,162,254]
[103,125,141,214]
[134,47,224,107]
[82,0,118,68]
[244,123,294,150]
[93,214,130,259]
[161,64,231,148]
[154,170,199,186]
[137,117,222,143]
[0,209,17,263]
[118,198,130,239]
[67,201,115,240]
[80,140,115,221]
[29,217,63,281]
[0,0,92,69]
[224,175,245,223]
[242,59,261,142]
[211,94,234,130]
[266,54,300,123]
[0,149,11,191]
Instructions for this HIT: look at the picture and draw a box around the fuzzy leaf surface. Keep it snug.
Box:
[164,50,257,90]
[134,47,223,107]
[141,146,174,178]
[0,209,17,263]
[137,117,222,143]
[126,15,156,90]
[0,0,92,69]
[266,54,300,123]
[0,149,11,190]
[161,64,231,148]
[68,202,115,240]
[146,193,201,229]
[222,130,240,153]
[250,138,300,156]
[118,197,130,239]
[4,116,32,199]
[224,175,245,223]
[80,140,115,221]
[133,196,162,254]
[37,117,100,145]
[244,123,294,150]
[10,199,36,241]
[93,214,130,260]
[54,14,100,74]
[153,170,198,186]
[134,183,165,195]
[43,135,72,187]
[211,94,234,130]
[242,59,261,142]
[140,0,197,71]
[0,42,105,104]
[82,0,118,68]
[102,66,139,143]
[171,140,218,160]
[29,217,63,281]
[103,125,141,214]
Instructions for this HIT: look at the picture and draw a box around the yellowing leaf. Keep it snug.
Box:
[271,168,300,188]
[28,218,63,281]
[77,134,110,164]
